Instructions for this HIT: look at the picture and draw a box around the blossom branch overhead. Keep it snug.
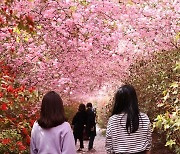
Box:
[0,0,179,100]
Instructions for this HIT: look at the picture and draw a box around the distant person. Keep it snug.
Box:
[86,102,96,152]
[30,91,76,154]
[72,103,87,152]
[106,85,152,154]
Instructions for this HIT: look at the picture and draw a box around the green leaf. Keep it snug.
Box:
[170,82,178,88]
[163,92,169,101]
[175,32,180,42]
[157,102,164,107]
[165,139,176,148]
[164,123,170,131]
[70,6,77,12]
[175,119,180,128]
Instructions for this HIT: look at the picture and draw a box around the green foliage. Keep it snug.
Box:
[97,98,114,129]
[125,49,179,117]
[153,62,180,153]
[0,129,29,154]
[123,49,180,152]
[64,102,80,123]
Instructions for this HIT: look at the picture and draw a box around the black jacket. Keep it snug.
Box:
[86,108,96,136]
[72,111,87,138]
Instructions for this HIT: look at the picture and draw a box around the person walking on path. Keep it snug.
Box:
[30,91,76,154]
[72,103,87,152]
[106,84,152,154]
[86,102,96,152]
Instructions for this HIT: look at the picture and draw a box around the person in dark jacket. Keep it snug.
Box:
[72,103,87,152]
[86,102,96,151]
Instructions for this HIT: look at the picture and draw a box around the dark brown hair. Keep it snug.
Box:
[38,91,65,128]
[112,84,139,134]
[78,103,86,112]
[86,102,92,108]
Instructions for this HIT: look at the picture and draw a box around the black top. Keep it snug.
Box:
[72,111,87,138]
[86,108,96,136]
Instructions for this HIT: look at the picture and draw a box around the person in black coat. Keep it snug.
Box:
[72,103,87,151]
[86,102,96,151]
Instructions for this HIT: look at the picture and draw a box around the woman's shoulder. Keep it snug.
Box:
[46,122,72,135]
[57,122,73,134]
[139,112,149,118]
[109,113,125,121]
[31,121,41,134]
[59,121,71,129]
[109,113,150,121]
[32,120,39,129]
[80,111,87,115]
[139,112,150,123]
[32,121,71,134]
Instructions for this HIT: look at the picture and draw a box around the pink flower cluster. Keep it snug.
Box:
[0,0,179,101]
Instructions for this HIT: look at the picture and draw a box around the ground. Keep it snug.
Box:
[76,126,106,154]
[76,125,174,154]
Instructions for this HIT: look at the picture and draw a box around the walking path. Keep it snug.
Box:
[75,125,174,154]
[76,126,106,154]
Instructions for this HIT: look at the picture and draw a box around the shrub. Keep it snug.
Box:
[153,61,180,153]
[124,49,179,118]
[64,101,80,124]
[0,61,40,153]
[123,49,180,152]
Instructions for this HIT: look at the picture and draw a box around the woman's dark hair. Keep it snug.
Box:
[86,102,92,108]
[38,91,66,128]
[112,84,139,134]
[78,103,86,112]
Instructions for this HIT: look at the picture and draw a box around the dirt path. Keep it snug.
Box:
[76,126,174,154]
[76,126,106,154]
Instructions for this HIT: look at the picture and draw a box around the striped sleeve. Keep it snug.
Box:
[105,118,113,154]
[146,121,152,150]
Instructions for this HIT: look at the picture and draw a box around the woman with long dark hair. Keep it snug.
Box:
[72,103,87,152]
[30,91,76,154]
[106,85,152,154]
